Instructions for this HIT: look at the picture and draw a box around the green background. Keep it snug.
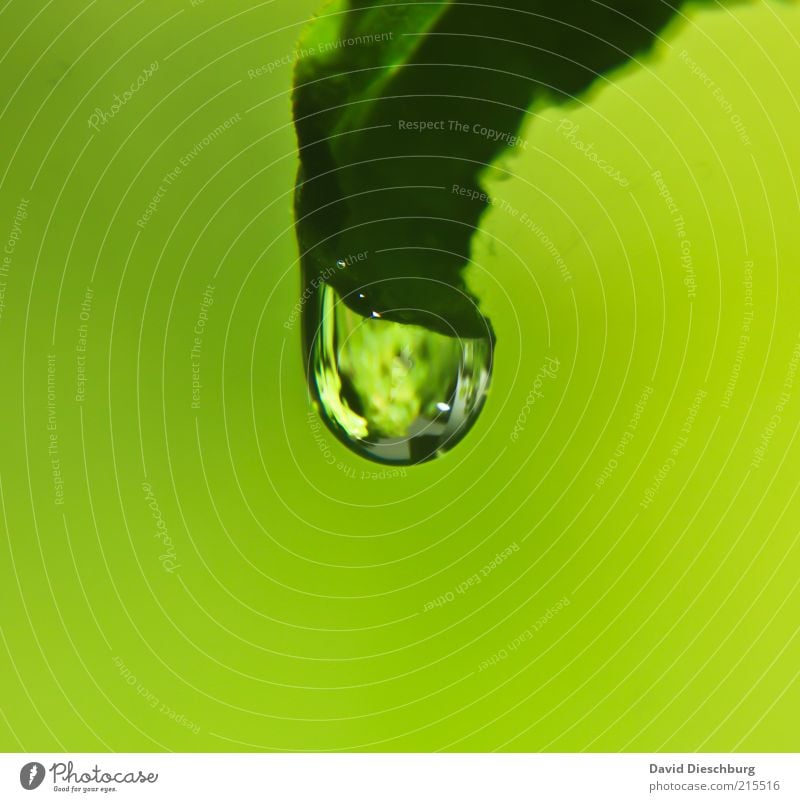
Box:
[0,0,798,751]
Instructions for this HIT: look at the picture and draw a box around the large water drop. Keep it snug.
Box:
[305,280,493,465]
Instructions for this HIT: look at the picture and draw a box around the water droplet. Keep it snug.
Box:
[306,282,493,465]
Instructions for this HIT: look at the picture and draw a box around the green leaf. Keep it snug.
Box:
[292,0,711,338]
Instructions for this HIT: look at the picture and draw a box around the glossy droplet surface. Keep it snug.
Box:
[307,282,492,465]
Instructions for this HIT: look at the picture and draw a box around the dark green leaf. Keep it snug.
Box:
[292,0,707,337]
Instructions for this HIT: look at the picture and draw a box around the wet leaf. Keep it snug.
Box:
[292,0,712,338]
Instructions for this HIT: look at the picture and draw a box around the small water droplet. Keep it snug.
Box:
[306,282,492,465]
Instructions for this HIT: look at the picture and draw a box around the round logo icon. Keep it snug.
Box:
[19,762,45,790]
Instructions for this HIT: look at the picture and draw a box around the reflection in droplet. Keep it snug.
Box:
[306,282,493,465]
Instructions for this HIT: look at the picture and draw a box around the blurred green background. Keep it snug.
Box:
[0,0,798,751]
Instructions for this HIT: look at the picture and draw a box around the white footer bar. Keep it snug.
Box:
[1,753,798,800]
